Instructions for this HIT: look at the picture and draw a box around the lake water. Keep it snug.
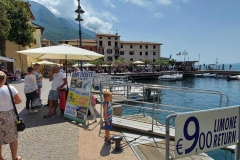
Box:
[122,77,240,160]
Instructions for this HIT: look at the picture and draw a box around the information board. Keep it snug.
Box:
[175,106,239,158]
[64,71,95,124]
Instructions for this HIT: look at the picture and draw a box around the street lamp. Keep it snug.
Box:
[75,0,84,71]
[152,51,155,74]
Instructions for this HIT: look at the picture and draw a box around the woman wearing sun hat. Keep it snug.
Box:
[0,71,22,160]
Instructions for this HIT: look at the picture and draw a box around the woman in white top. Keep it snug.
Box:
[0,71,22,160]
[24,67,38,114]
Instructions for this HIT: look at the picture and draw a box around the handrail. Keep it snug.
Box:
[99,80,230,160]
[100,82,230,107]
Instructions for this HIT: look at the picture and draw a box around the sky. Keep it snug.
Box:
[30,0,240,64]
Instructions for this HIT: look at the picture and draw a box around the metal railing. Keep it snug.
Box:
[99,81,229,125]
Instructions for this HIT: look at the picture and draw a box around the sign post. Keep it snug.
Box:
[174,106,240,159]
[64,71,96,124]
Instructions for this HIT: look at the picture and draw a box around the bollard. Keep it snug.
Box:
[112,135,123,152]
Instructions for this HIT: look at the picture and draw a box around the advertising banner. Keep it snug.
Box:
[175,106,239,158]
[64,71,95,124]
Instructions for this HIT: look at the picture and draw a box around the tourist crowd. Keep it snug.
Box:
[0,63,67,160]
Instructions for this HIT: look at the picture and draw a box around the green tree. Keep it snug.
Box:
[67,60,77,65]
[90,59,104,68]
[0,0,35,57]
[143,59,151,65]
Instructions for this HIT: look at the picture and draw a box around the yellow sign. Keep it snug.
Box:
[67,90,90,107]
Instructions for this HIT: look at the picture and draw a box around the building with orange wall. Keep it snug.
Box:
[59,39,97,53]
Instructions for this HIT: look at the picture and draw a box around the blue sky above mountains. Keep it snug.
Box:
[30,0,240,64]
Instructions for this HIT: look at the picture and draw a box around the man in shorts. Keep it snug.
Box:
[43,66,67,118]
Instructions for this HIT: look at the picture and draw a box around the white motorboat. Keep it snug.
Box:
[215,74,228,79]
[227,75,240,81]
[195,74,202,78]
[202,73,216,78]
[158,75,177,81]
[172,73,183,80]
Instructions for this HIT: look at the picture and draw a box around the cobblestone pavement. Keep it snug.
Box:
[2,79,79,160]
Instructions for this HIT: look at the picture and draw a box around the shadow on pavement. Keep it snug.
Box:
[18,106,102,129]
[18,106,69,129]
[100,143,111,157]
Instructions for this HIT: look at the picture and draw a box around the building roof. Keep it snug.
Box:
[96,33,120,37]
[41,38,56,45]
[31,22,44,34]
[120,41,162,45]
[59,39,97,43]
[25,2,35,20]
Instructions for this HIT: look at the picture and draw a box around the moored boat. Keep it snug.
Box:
[172,73,183,80]
[215,74,228,79]
[227,75,240,81]
[195,74,202,78]
[202,73,216,78]
[158,74,177,81]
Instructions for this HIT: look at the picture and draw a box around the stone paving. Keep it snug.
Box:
[2,77,137,160]
[2,79,79,160]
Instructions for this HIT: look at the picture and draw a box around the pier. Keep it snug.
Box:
[96,81,230,159]
[99,70,240,80]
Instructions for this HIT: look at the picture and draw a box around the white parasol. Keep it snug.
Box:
[133,60,144,64]
[16,44,104,60]
[32,60,59,66]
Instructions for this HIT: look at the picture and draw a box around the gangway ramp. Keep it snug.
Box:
[112,114,175,139]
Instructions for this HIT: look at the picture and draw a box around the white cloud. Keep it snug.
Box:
[121,0,151,8]
[82,12,113,34]
[48,6,61,16]
[31,0,117,33]
[80,1,118,33]
[155,0,173,5]
[101,11,119,23]
[102,0,116,8]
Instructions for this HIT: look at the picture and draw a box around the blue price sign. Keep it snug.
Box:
[175,106,240,158]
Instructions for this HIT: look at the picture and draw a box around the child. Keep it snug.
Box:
[102,90,113,144]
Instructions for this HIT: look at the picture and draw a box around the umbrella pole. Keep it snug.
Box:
[65,55,68,90]
[80,60,83,71]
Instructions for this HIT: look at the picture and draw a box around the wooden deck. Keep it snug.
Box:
[113,115,212,159]
[133,140,212,160]
[122,131,212,160]
[112,114,175,139]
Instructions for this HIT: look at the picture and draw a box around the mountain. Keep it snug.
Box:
[28,1,96,44]
[66,19,96,38]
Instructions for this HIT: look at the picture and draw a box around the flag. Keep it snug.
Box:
[176,52,181,56]
[169,55,172,59]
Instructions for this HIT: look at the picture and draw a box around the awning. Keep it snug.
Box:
[0,56,14,62]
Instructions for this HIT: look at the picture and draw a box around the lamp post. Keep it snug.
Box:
[107,48,112,75]
[152,51,155,74]
[75,0,84,71]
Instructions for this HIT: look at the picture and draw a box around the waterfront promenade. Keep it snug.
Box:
[2,79,136,160]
